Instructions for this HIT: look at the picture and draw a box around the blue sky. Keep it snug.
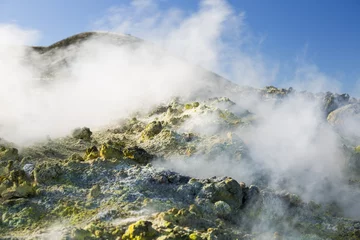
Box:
[0,0,359,94]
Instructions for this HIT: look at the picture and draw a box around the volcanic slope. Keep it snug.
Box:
[0,32,360,239]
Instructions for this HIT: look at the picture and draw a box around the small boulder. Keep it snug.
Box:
[72,127,92,141]
[99,144,123,160]
[23,164,35,177]
[247,185,260,203]
[34,163,62,184]
[214,200,232,217]
[123,146,153,164]
[84,146,99,160]
[157,208,203,227]
[87,184,101,199]
[322,92,350,116]
[1,182,35,199]
[197,177,244,211]
[184,102,200,110]
[71,228,92,240]
[122,220,158,240]
[141,121,163,141]
[0,147,19,161]
[327,103,360,127]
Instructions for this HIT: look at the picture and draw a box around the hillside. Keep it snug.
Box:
[1,32,360,239]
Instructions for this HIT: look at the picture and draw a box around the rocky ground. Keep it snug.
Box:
[1,87,360,240]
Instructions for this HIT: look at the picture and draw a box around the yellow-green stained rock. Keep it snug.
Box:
[157,208,202,227]
[214,201,232,217]
[1,182,35,199]
[218,110,241,125]
[184,102,200,110]
[189,232,203,240]
[107,139,126,149]
[185,146,196,156]
[8,169,28,185]
[355,146,360,153]
[71,228,92,240]
[99,144,123,160]
[14,183,35,196]
[69,153,84,162]
[184,103,193,109]
[0,147,19,161]
[348,146,360,173]
[2,204,43,228]
[87,184,101,199]
[198,177,243,211]
[0,166,9,178]
[0,183,7,195]
[122,220,158,240]
[141,121,163,141]
[189,204,201,215]
[84,146,99,160]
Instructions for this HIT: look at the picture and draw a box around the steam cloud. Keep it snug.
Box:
[0,0,347,144]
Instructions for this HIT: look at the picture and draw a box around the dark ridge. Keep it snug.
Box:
[27,31,236,90]
[31,32,96,53]
[45,32,96,50]
[31,32,143,54]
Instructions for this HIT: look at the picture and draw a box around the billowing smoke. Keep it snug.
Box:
[0,0,345,144]
[0,0,245,144]
[0,30,207,144]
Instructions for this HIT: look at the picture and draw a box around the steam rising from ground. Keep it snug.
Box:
[1,0,360,228]
[158,94,360,219]
[0,29,207,144]
[94,0,279,87]
[0,0,345,144]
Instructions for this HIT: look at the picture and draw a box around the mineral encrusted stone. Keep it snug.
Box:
[72,127,93,141]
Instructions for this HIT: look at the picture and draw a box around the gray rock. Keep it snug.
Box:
[23,164,35,177]
[72,127,92,141]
